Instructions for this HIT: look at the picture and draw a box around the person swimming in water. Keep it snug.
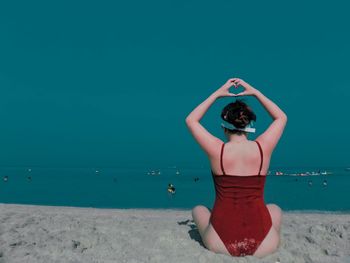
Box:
[323,180,327,187]
[185,77,287,258]
[167,183,176,194]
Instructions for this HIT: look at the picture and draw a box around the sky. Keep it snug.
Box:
[0,0,349,169]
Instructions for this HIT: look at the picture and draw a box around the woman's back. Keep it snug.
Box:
[210,140,271,177]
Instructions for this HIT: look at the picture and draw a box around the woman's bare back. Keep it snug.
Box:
[210,140,271,176]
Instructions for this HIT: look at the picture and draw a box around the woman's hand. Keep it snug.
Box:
[231,78,258,96]
[215,78,258,98]
[214,78,238,98]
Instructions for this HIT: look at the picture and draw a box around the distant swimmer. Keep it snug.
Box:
[323,180,328,187]
[308,180,313,186]
[3,176,8,182]
[194,177,200,182]
[27,176,32,181]
[167,183,176,194]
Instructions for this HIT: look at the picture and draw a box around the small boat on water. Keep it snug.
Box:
[320,171,332,175]
[288,170,333,176]
[149,169,161,176]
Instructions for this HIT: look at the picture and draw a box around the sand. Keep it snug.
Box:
[0,203,349,263]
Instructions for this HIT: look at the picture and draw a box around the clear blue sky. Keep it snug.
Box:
[0,1,349,168]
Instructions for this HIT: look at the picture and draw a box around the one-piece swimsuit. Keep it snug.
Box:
[210,140,272,257]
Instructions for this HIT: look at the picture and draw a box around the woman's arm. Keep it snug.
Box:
[185,78,237,156]
[254,90,287,120]
[232,79,287,120]
[185,93,219,123]
[232,78,287,153]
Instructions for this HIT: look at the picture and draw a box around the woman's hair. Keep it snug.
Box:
[221,99,256,135]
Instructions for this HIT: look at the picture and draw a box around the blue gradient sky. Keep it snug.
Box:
[0,1,349,169]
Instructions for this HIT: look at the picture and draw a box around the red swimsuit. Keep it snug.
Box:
[210,141,272,257]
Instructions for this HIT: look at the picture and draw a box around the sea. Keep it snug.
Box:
[0,166,349,212]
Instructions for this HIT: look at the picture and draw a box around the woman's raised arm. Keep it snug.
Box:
[185,78,237,156]
[232,79,288,153]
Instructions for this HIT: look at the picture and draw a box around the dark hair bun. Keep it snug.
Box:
[221,99,256,129]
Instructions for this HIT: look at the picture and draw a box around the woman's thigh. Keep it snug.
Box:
[266,204,283,232]
[191,205,230,255]
[253,204,282,257]
[204,224,231,255]
[253,223,279,258]
[191,205,211,237]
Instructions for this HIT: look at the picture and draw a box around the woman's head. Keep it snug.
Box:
[221,99,256,135]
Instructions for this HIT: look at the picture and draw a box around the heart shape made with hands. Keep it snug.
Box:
[229,84,246,96]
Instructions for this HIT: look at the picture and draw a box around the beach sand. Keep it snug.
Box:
[0,203,349,263]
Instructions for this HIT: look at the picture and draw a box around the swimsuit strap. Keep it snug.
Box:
[255,141,263,175]
[220,141,263,176]
[220,143,226,175]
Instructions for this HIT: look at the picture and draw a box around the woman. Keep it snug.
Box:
[185,78,287,257]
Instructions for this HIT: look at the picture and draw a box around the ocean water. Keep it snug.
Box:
[0,166,349,212]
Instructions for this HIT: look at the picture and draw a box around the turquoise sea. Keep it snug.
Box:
[0,166,349,212]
